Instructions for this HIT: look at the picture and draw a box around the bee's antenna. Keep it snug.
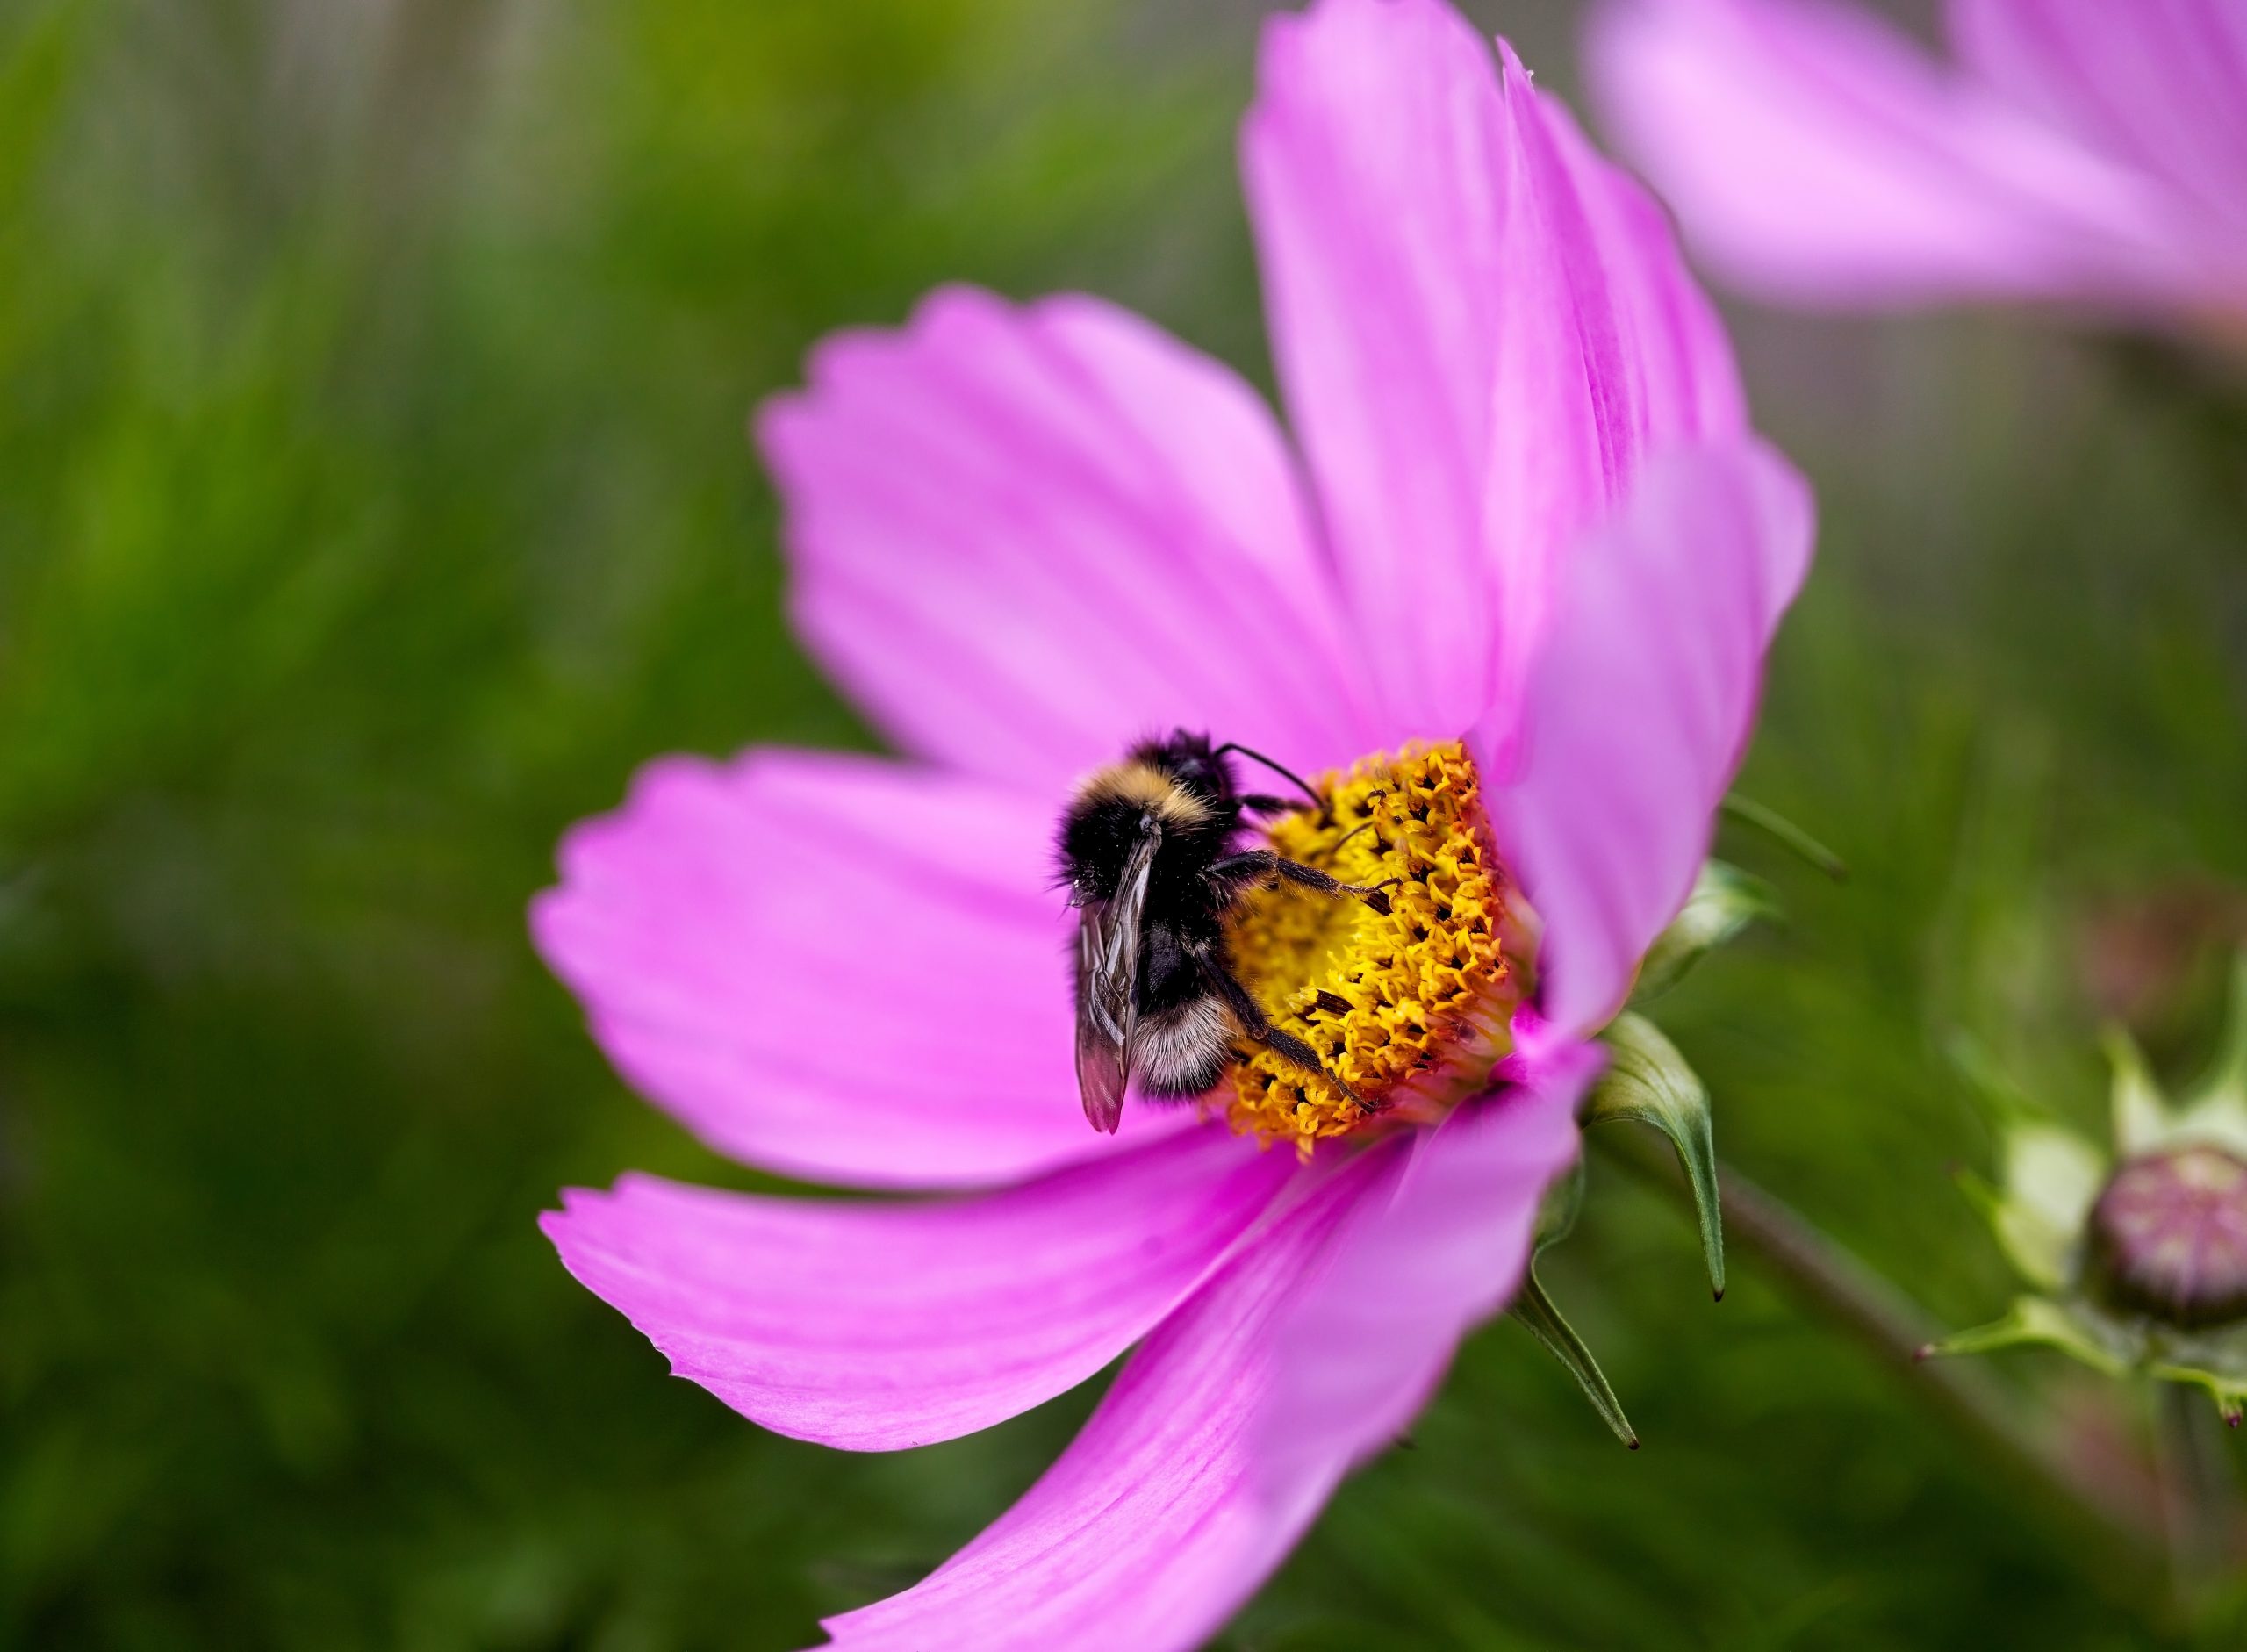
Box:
[1212,743,1325,816]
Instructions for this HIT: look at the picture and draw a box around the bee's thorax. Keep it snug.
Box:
[1071,761,1215,833]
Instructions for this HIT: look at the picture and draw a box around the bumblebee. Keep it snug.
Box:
[1056,729,1395,1133]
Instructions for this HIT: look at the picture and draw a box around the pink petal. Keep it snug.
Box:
[1242,0,1742,737]
[1476,441,1813,1041]
[1481,39,1747,722]
[1586,0,2182,312]
[1256,1061,1590,1497]
[816,1147,1396,1652]
[533,748,1188,1190]
[756,287,1382,795]
[1243,0,1515,737]
[542,1127,1290,1451]
[1951,0,2247,248]
[1532,64,1748,453]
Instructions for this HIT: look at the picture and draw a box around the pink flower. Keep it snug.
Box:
[1588,0,2247,335]
[535,1,1812,1648]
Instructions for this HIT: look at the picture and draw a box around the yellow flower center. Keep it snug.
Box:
[1224,742,1532,1153]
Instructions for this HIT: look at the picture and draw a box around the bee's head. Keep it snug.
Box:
[1130,728,1231,804]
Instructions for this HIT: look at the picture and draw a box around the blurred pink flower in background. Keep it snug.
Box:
[533,0,1811,1647]
[1589,0,2247,336]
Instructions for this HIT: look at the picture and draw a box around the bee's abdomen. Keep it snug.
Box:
[1134,918,1209,1016]
[1132,997,1234,1097]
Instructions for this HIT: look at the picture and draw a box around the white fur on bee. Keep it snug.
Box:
[1132,995,1235,1096]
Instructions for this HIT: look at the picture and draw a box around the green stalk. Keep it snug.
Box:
[1595,1129,2172,1610]
[2154,1380,2239,1612]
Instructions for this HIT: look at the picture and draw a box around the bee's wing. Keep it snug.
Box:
[1073,923,1130,1135]
[1073,822,1159,1133]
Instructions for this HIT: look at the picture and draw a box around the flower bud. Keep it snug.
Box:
[2086,1144,2247,1331]
[1928,960,2247,1425]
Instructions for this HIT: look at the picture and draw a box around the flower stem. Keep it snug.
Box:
[2155,1379,2239,1611]
[1594,1128,2171,1605]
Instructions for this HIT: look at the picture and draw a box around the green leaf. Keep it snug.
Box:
[1631,860,1780,1004]
[1586,1014,1726,1300]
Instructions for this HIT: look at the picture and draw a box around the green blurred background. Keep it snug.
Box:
[4,0,2243,1646]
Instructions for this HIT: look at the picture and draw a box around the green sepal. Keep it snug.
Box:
[1511,1271,1640,1451]
[1943,1031,2105,1289]
[1508,1161,1639,1449]
[1584,1014,1727,1300]
[1988,1125,2105,1291]
[1719,793,1847,881]
[2104,1026,2174,1157]
[2193,954,2247,1114]
[1632,860,1780,1004]
[2104,967,2247,1160]
[1930,1298,2247,1427]
[1532,1154,1586,1251]
[2160,953,2247,1153]
[1920,1296,2129,1375]
[2147,1361,2247,1430]
[1942,1028,2045,1125]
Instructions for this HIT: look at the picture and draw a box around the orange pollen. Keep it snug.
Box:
[1223,742,1533,1153]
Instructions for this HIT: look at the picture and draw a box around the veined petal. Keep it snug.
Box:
[816,1147,1396,1652]
[1533,66,1747,454]
[542,1127,1290,1451]
[1481,39,1746,721]
[1243,0,1514,736]
[1950,0,2247,244]
[533,748,1187,1190]
[1476,441,1813,1041]
[1243,0,1742,738]
[756,287,1381,794]
[1587,0,2180,311]
[1256,1059,1590,1497]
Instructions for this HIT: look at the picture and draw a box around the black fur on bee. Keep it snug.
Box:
[1055,729,1396,1133]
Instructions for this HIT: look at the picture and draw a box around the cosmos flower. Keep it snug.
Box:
[535,1,1812,1647]
[1588,0,2247,338]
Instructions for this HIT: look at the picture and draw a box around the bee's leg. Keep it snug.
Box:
[1195,948,1377,1111]
[1204,849,1402,916]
